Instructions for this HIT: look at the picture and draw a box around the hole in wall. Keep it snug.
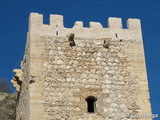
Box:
[85,96,97,113]
[56,31,58,35]
[68,33,76,46]
[103,38,110,49]
[103,40,108,48]
[56,25,58,35]
[115,33,118,37]
[29,80,35,84]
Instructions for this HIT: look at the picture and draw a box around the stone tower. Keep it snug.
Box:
[11,13,152,120]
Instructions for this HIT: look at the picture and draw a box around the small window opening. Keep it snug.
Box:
[56,25,58,35]
[115,33,118,37]
[68,33,76,46]
[103,38,110,49]
[56,31,58,35]
[103,40,109,48]
[85,96,97,113]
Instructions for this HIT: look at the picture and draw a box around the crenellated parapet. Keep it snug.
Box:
[28,13,142,40]
[29,13,141,29]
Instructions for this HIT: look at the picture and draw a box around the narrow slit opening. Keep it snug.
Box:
[56,31,58,35]
[115,33,118,37]
[56,25,58,35]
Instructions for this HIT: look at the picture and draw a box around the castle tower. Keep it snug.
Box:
[11,13,152,120]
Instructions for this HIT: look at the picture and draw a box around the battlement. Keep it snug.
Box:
[29,12,141,29]
[28,12,142,40]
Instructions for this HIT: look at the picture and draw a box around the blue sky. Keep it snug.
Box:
[0,0,160,119]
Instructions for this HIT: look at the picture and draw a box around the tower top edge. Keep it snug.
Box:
[29,12,141,30]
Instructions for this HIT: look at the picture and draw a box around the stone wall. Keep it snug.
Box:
[41,35,151,120]
[15,33,30,120]
[12,13,152,120]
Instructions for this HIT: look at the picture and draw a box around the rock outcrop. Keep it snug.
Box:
[0,92,17,120]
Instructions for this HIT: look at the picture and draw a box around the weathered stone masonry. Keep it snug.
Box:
[12,13,152,120]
